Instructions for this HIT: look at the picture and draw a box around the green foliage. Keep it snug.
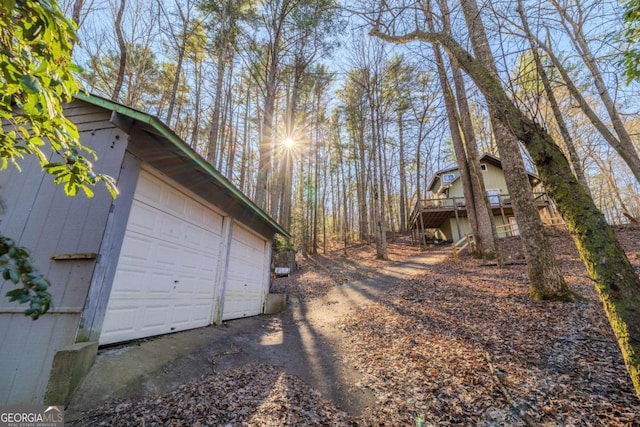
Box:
[623,0,640,82]
[0,236,51,320]
[1,0,118,319]
[272,234,294,253]
[0,0,117,198]
[84,43,162,110]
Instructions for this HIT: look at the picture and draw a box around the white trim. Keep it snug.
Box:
[213,217,233,325]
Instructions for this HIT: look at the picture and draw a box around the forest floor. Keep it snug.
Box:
[72,225,640,426]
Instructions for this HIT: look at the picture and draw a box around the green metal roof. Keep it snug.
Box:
[77,92,289,239]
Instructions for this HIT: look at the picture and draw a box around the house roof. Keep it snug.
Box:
[427,152,540,193]
[78,93,290,239]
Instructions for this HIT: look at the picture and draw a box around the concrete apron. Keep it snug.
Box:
[65,316,273,421]
[65,250,449,422]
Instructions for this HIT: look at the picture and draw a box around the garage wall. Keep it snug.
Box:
[0,103,129,404]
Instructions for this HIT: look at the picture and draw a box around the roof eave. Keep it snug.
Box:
[77,93,290,239]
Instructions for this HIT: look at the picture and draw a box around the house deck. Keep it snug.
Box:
[409,192,552,245]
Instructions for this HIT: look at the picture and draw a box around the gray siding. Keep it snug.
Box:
[78,152,141,343]
[0,102,128,404]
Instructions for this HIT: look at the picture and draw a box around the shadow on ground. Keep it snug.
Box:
[65,249,450,422]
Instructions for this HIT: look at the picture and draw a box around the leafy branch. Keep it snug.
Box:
[1,0,119,318]
[0,236,51,320]
[1,0,118,198]
[623,0,640,82]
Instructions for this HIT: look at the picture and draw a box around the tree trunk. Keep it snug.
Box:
[190,59,203,149]
[338,131,350,252]
[458,0,571,298]
[206,57,225,165]
[436,0,499,259]
[516,3,591,197]
[166,49,184,127]
[111,0,127,102]
[238,82,251,193]
[370,15,640,397]
[426,0,498,258]
[432,42,482,245]
[355,127,369,242]
[549,0,640,184]
[218,59,235,172]
[369,80,388,260]
[532,33,640,184]
[384,136,396,242]
[164,1,190,128]
[452,62,500,260]
[524,120,640,399]
[72,0,85,27]
[280,59,304,231]
[322,154,328,254]
[255,72,276,210]
[398,109,408,234]
[226,100,240,180]
[312,98,320,254]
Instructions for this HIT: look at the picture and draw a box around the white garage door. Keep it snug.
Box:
[222,222,269,321]
[100,169,223,345]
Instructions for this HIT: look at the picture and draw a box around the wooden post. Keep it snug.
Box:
[419,201,427,250]
[453,197,462,242]
[499,194,507,232]
[452,242,458,264]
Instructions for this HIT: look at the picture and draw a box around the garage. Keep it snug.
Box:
[222,223,270,321]
[100,168,224,345]
[0,94,289,404]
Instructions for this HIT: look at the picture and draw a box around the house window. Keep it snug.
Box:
[487,189,500,205]
[480,164,487,172]
[442,173,455,183]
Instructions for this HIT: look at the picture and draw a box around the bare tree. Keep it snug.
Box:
[548,0,639,179]
[156,0,202,127]
[493,1,640,184]
[371,0,640,397]
[515,6,592,196]
[251,0,302,210]
[433,0,500,259]
[383,54,415,234]
[456,0,570,298]
[340,66,371,242]
[111,0,127,101]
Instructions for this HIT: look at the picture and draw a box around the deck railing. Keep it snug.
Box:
[496,222,519,237]
[410,192,550,225]
[452,234,474,263]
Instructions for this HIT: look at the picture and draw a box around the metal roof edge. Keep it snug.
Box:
[76,93,290,239]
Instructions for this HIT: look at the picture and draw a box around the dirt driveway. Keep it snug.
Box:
[66,248,448,424]
[66,230,640,425]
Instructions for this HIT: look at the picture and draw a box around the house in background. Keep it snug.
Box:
[409,153,556,245]
[0,94,288,406]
